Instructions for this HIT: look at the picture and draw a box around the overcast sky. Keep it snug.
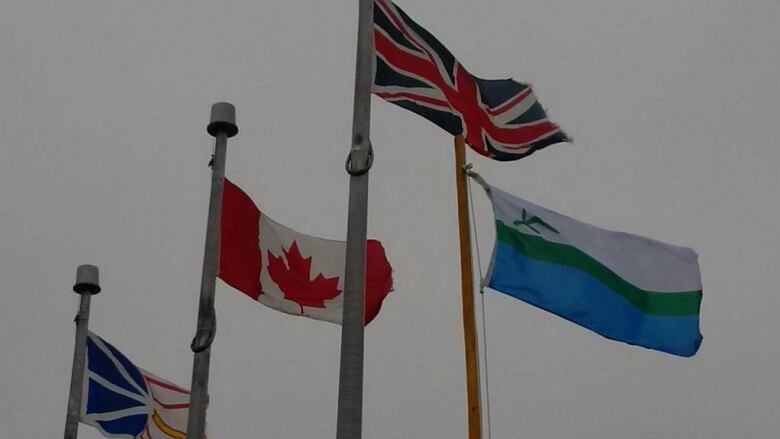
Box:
[1,1,779,438]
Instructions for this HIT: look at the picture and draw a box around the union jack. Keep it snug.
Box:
[373,0,569,161]
[81,332,193,439]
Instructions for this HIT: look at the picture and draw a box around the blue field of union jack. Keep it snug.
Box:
[373,0,569,161]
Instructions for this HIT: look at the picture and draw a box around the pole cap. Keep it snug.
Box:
[74,265,101,295]
[207,102,238,138]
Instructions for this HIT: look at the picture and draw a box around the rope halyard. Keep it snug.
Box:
[465,167,491,197]
[466,165,493,439]
[464,164,485,287]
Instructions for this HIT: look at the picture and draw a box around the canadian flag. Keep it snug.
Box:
[219,178,393,324]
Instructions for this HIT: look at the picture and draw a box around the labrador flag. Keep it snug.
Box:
[484,185,703,356]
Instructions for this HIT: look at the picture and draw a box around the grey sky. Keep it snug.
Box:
[1,0,778,438]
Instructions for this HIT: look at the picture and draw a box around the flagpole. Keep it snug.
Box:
[336,0,375,438]
[186,102,238,439]
[454,134,483,439]
[64,265,102,439]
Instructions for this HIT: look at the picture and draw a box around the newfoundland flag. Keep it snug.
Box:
[219,178,393,325]
[81,332,191,439]
[483,184,703,357]
[373,0,569,161]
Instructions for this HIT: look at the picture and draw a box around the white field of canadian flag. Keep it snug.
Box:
[219,178,393,324]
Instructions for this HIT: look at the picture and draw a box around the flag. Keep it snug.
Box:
[81,332,191,439]
[484,184,703,357]
[373,0,569,161]
[219,178,394,325]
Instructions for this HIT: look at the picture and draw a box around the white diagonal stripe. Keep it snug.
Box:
[83,406,150,423]
[86,371,148,406]
[89,335,148,397]
[380,0,456,89]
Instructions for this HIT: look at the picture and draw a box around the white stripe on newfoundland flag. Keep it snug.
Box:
[219,178,393,325]
[484,184,702,357]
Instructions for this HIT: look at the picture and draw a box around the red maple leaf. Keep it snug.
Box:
[266,241,341,312]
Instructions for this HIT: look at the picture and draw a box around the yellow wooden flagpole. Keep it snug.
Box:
[453,134,482,439]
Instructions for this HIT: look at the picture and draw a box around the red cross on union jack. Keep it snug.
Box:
[373,0,568,161]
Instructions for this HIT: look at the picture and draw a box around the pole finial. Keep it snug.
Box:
[74,264,101,295]
[207,102,238,138]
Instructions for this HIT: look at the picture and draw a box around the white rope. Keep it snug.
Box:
[465,164,492,439]
[464,164,486,285]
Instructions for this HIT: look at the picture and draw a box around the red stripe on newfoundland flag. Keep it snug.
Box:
[219,178,393,325]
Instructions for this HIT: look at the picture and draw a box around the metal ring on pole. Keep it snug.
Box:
[190,310,216,353]
[345,144,374,176]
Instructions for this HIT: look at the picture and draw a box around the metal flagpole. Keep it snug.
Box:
[64,264,102,439]
[336,0,375,437]
[186,102,238,439]
[453,135,483,439]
